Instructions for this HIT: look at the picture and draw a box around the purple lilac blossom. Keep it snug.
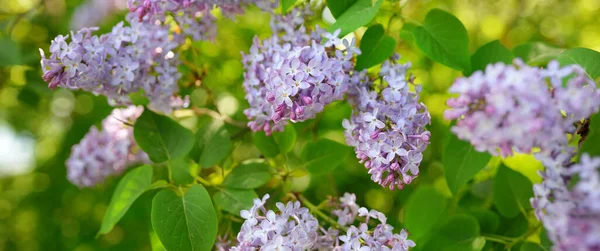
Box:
[67,106,149,187]
[343,56,431,190]
[532,150,600,251]
[70,0,127,30]
[40,13,184,114]
[242,8,360,135]
[444,60,600,157]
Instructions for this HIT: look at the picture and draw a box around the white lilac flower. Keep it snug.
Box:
[444,60,600,157]
[66,106,149,187]
[343,56,431,190]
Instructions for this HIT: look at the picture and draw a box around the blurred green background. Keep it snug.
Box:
[0,0,598,250]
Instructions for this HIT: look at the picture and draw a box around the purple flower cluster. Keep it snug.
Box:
[243,8,360,135]
[532,151,600,251]
[444,60,600,156]
[70,0,127,30]
[232,194,321,250]
[67,106,148,187]
[40,14,184,113]
[343,57,431,190]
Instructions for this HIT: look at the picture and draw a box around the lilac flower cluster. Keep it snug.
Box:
[67,106,148,187]
[40,14,184,113]
[243,8,360,135]
[532,151,600,251]
[444,60,600,156]
[71,0,127,30]
[343,57,431,190]
[231,193,415,250]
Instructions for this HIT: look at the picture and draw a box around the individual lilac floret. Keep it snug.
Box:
[231,194,320,250]
[40,13,184,114]
[344,57,431,190]
[444,60,600,157]
[242,8,360,135]
[531,151,600,251]
[67,106,148,187]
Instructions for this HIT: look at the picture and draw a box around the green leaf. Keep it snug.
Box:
[512,42,564,66]
[134,109,195,163]
[273,125,297,154]
[151,185,218,251]
[422,214,481,251]
[404,186,448,240]
[413,9,470,71]
[493,164,534,218]
[222,161,272,189]
[443,133,492,195]
[0,38,21,66]
[300,138,352,175]
[540,228,553,250]
[213,189,257,215]
[580,112,600,157]
[328,0,383,37]
[327,0,357,18]
[281,0,295,13]
[170,158,195,185]
[129,90,150,106]
[557,47,600,79]
[468,208,500,234]
[355,24,397,70]
[468,40,513,75]
[520,242,545,251]
[199,123,232,168]
[252,131,280,158]
[98,165,153,236]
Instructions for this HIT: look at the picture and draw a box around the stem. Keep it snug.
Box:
[482,235,510,245]
[191,106,247,128]
[196,176,212,187]
[297,194,347,232]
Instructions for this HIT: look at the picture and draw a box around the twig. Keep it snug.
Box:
[297,194,347,232]
[192,106,247,128]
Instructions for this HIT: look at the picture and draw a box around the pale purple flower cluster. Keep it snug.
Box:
[232,194,321,250]
[40,14,184,113]
[243,8,360,135]
[67,106,148,188]
[343,57,431,190]
[532,151,600,251]
[70,0,127,30]
[444,60,600,156]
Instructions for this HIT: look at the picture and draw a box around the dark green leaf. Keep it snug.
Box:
[134,109,195,163]
[252,131,280,158]
[413,9,470,71]
[513,42,564,66]
[151,185,217,251]
[580,113,600,157]
[213,189,257,215]
[520,242,545,251]
[404,186,449,240]
[199,123,232,168]
[327,0,357,18]
[0,38,21,66]
[468,40,513,75]
[356,24,397,70]
[170,158,195,185]
[557,47,600,79]
[328,0,383,37]
[300,138,352,175]
[222,161,271,189]
[443,133,492,195]
[281,0,296,13]
[468,208,500,234]
[493,164,533,218]
[422,214,481,251]
[98,165,153,236]
[273,125,297,154]
[540,228,553,250]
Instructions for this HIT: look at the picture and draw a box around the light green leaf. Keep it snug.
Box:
[273,125,297,154]
[327,0,357,18]
[98,165,153,236]
[222,161,272,189]
[557,47,600,79]
[134,109,195,163]
[300,138,352,175]
[328,0,383,37]
[443,133,492,195]
[151,185,218,251]
[0,38,21,66]
[520,242,546,251]
[413,9,470,71]
[170,158,195,185]
[493,164,534,218]
[199,123,232,168]
[252,131,280,158]
[512,42,564,66]
[281,0,296,13]
[404,186,448,241]
[468,40,513,75]
[213,189,257,215]
[355,24,397,70]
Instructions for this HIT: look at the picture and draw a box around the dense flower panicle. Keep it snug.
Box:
[67,106,148,187]
[40,14,184,113]
[531,152,600,251]
[71,0,127,30]
[242,8,360,135]
[444,60,600,157]
[343,57,431,190]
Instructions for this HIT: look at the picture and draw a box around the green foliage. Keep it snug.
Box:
[413,9,471,72]
[422,214,482,251]
[222,161,272,189]
[98,165,153,236]
[493,164,534,218]
[404,186,448,241]
[580,112,600,157]
[252,131,280,158]
[443,133,492,195]
[512,42,565,66]
[151,185,217,251]
[557,47,600,79]
[468,208,500,234]
[520,242,546,251]
[327,0,357,18]
[328,0,383,37]
[468,40,513,75]
[134,109,195,163]
[199,123,232,168]
[273,125,297,154]
[300,138,352,175]
[170,158,195,185]
[355,24,397,70]
[213,188,257,215]
[281,0,296,13]
[0,38,21,66]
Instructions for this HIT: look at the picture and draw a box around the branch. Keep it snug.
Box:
[191,106,247,128]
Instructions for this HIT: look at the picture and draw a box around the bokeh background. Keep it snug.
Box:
[0,0,599,250]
